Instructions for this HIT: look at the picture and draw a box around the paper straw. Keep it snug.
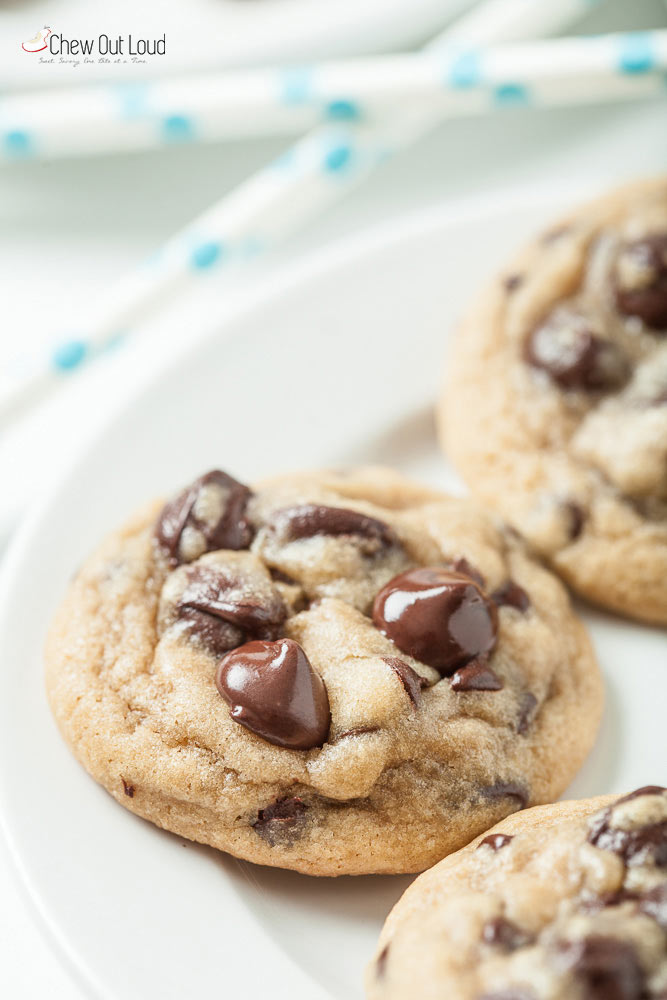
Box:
[1,1,640,427]
[1,26,664,161]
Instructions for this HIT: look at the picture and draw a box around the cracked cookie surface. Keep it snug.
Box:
[367,786,667,999]
[439,177,667,624]
[45,466,601,875]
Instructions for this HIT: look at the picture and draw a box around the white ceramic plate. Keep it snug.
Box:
[0,190,665,999]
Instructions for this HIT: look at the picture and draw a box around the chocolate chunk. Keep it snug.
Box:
[450,659,503,692]
[252,796,307,846]
[639,883,667,930]
[376,944,390,979]
[383,657,426,706]
[516,693,538,735]
[478,833,514,851]
[491,580,530,612]
[588,788,667,866]
[481,782,529,810]
[557,936,645,1000]
[177,565,286,654]
[372,567,498,675]
[216,638,331,750]
[615,234,667,329]
[504,274,524,293]
[482,917,532,951]
[121,778,135,798]
[269,504,397,554]
[525,313,629,391]
[156,470,254,565]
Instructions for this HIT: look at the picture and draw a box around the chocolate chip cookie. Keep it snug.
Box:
[367,785,667,1000]
[45,466,601,875]
[439,177,667,624]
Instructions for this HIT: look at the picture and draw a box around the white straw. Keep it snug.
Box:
[1,25,662,160]
[3,0,637,427]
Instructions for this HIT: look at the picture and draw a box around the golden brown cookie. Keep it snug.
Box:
[439,177,667,624]
[45,466,601,875]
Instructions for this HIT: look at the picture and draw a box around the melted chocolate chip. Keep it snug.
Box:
[516,693,538,735]
[383,657,426,706]
[121,778,135,798]
[177,565,286,654]
[450,659,503,692]
[482,917,532,951]
[639,883,667,930]
[557,936,645,1000]
[372,567,498,675]
[615,234,667,329]
[376,944,390,979]
[156,470,253,565]
[270,504,397,553]
[588,788,667,866]
[565,501,585,541]
[481,782,529,810]
[448,557,486,588]
[252,796,308,846]
[478,833,514,852]
[525,315,629,391]
[492,580,530,612]
[216,638,330,750]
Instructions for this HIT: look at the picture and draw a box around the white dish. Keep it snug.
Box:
[0,189,665,999]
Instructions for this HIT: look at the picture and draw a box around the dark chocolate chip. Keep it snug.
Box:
[450,659,503,692]
[481,782,529,810]
[564,501,585,541]
[216,638,331,750]
[383,657,426,706]
[504,274,524,293]
[448,557,486,588]
[482,917,533,951]
[269,504,397,554]
[372,567,498,676]
[478,833,514,852]
[177,565,286,654]
[516,693,538,735]
[376,944,390,980]
[639,883,667,930]
[525,315,629,391]
[491,580,530,612]
[615,234,667,329]
[557,936,645,1000]
[588,787,667,867]
[121,778,135,798]
[156,470,254,565]
[252,796,308,846]
[269,567,300,585]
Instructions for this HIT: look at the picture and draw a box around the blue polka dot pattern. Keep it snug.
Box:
[617,33,655,74]
[323,144,353,173]
[281,67,313,105]
[4,131,33,157]
[52,339,88,372]
[162,115,194,142]
[326,99,361,121]
[448,51,481,89]
[494,83,530,106]
[191,242,223,270]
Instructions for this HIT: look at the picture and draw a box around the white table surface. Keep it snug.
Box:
[1,0,666,994]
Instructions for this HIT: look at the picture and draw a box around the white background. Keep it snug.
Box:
[1,0,666,994]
